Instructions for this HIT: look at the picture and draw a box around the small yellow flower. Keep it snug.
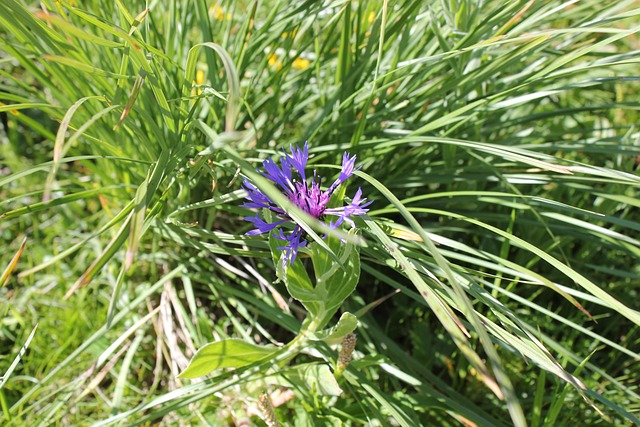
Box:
[292,57,310,70]
[209,5,231,21]
[281,29,298,39]
[191,69,206,97]
[195,70,205,85]
[268,53,282,71]
[368,11,376,23]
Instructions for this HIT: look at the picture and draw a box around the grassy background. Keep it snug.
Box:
[1,0,639,425]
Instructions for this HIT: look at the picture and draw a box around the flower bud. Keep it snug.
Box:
[337,332,357,375]
[258,393,280,427]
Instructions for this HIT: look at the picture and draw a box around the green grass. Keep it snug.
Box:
[1,0,639,425]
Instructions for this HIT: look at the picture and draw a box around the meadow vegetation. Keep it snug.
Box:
[1,0,639,425]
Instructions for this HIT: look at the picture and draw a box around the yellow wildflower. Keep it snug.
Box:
[281,29,298,39]
[209,5,231,21]
[191,69,206,97]
[268,54,282,71]
[196,69,205,85]
[292,57,310,70]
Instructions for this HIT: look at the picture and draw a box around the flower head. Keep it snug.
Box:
[243,142,371,263]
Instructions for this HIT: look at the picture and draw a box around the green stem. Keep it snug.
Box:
[305,317,322,334]
[269,315,321,368]
[0,389,10,422]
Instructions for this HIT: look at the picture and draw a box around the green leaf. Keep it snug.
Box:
[178,339,276,379]
[269,231,361,328]
[309,312,358,342]
[312,233,361,328]
[283,364,343,397]
[269,233,322,318]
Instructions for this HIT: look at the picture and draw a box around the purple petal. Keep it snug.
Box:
[291,178,329,217]
[339,152,357,182]
[261,157,293,193]
[275,226,307,264]
[286,141,309,181]
[326,152,358,195]
[242,181,273,209]
[324,187,371,228]
[244,215,287,235]
[241,143,368,264]
[329,216,345,228]
[349,187,372,211]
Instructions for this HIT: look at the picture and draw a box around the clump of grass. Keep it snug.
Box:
[1,0,639,425]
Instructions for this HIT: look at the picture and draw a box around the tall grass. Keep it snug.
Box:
[1,0,639,425]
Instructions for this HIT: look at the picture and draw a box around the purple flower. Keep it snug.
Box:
[243,141,371,263]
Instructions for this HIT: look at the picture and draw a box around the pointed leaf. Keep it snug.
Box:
[178,339,276,379]
[309,312,357,342]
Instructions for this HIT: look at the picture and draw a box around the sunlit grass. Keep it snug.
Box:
[1,0,639,425]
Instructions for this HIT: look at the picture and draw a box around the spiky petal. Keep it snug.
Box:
[242,142,370,263]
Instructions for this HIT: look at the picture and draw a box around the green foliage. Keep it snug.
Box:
[271,232,361,329]
[178,339,277,379]
[1,0,639,425]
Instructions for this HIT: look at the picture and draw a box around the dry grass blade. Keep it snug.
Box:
[1,236,27,288]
